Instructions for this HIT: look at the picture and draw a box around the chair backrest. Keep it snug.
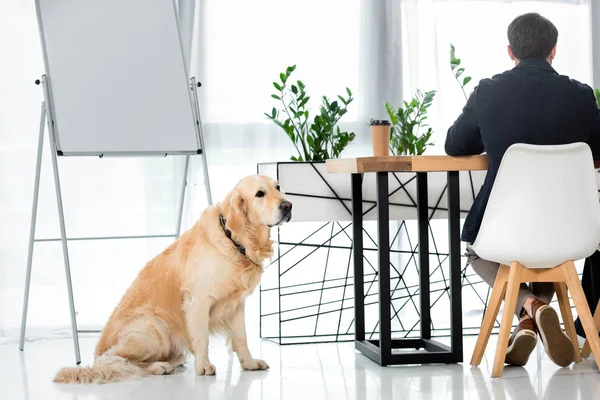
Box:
[472,143,600,269]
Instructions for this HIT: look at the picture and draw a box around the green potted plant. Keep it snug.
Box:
[257,65,361,345]
[265,65,356,162]
[258,64,359,223]
[385,90,436,156]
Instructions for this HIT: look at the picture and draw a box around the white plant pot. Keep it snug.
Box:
[258,161,487,222]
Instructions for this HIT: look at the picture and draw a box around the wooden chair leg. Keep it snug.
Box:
[582,340,591,359]
[492,262,523,378]
[554,282,582,362]
[471,265,509,366]
[582,300,600,358]
[563,262,600,362]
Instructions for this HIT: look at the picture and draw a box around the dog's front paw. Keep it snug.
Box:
[241,358,269,371]
[147,362,175,375]
[195,360,216,376]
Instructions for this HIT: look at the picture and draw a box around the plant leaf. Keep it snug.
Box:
[463,77,472,86]
[266,68,355,161]
[450,43,461,70]
[300,96,310,108]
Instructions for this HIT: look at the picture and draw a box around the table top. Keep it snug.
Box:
[325,155,489,173]
[326,154,600,173]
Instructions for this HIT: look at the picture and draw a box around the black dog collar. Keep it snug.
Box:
[219,213,247,258]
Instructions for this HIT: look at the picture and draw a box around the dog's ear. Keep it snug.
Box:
[223,190,246,236]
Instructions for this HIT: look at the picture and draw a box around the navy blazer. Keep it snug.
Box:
[445,58,600,244]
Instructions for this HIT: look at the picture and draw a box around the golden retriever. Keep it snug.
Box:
[53,175,292,383]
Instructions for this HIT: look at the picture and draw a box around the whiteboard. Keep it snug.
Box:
[36,0,201,156]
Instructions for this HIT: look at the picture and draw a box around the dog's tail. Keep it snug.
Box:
[53,356,146,384]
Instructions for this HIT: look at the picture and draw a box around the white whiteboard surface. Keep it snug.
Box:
[36,0,200,156]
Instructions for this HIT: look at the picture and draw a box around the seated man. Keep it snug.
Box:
[445,12,600,367]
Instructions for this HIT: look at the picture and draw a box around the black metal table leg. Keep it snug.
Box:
[447,171,464,362]
[352,170,464,366]
[351,173,365,342]
[417,172,431,339]
[376,171,391,366]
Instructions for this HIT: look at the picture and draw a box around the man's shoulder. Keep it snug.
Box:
[488,68,516,82]
[482,68,594,95]
[550,74,597,103]
[478,70,514,88]
[559,75,595,93]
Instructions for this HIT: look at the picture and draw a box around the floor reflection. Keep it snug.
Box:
[6,336,600,400]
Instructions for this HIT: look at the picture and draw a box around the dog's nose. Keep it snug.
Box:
[279,201,292,212]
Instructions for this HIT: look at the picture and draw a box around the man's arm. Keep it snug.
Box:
[445,85,484,156]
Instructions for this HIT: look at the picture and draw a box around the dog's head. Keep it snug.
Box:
[221,175,292,236]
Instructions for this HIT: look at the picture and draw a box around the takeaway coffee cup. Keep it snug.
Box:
[370,120,391,156]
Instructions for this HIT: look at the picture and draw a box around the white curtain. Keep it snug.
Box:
[0,0,596,343]
[592,0,600,86]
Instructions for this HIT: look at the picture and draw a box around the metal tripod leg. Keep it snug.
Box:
[47,105,81,364]
[190,77,212,206]
[175,155,190,238]
[199,142,212,206]
[19,102,46,351]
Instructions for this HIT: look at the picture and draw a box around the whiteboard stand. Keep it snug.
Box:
[18,75,212,364]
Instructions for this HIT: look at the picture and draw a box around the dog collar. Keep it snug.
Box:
[219,213,248,258]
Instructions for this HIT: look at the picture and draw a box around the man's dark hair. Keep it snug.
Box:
[507,13,558,60]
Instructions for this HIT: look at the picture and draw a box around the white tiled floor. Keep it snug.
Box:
[3,335,600,400]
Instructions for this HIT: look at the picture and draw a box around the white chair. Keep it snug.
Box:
[469,143,600,378]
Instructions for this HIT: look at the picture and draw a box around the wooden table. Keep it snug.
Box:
[326,155,489,366]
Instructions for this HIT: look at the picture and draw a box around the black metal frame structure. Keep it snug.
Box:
[258,162,497,348]
[351,171,463,366]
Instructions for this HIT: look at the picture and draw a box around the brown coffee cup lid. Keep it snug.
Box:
[370,119,391,126]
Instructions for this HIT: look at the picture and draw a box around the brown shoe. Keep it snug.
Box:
[505,316,537,366]
[531,300,575,367]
